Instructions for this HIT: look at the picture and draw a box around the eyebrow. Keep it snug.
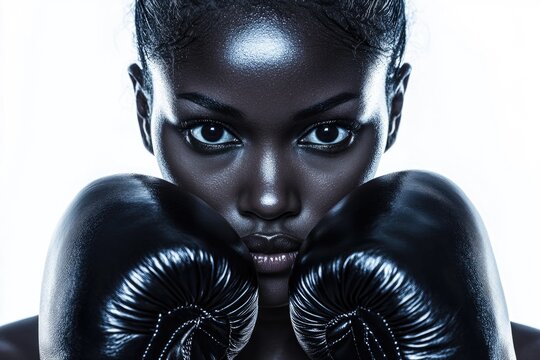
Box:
[177,92,245,119]
[176,92,359,120]
[292,92,359,121]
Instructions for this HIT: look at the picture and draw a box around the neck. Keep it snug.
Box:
[237,305,309,360]
[258,304,290,322]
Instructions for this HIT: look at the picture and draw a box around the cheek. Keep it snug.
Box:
[152,117,386,238]
[152,119,244,212]
[294,123,386,227]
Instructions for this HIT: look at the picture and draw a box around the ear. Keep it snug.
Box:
[385,63,412,152]
[128,63,154,155]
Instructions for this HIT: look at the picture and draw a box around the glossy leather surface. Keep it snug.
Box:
[3,317,538,359]
[39,174,258,359]
[290,170,516,359]
[2,172,540,358]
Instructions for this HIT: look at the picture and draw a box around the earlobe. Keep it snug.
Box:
[385,63,412,152]
[128,63,154,155]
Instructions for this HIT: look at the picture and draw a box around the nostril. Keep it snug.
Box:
[238,190,301,221]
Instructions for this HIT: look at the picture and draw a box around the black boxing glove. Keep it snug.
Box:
[39,174,258,359]
[289,171,515,359]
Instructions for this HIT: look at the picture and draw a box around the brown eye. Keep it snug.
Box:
[189,123,237,145]
[201,124,223,142]
[316,126,339,143]
[301,124,350,145]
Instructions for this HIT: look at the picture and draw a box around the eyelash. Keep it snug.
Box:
[179,119,241,153]
[178,119,361,154]
[298,120,361,153]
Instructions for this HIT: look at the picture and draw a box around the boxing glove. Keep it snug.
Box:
[39,174,258,359]
[289,170,516,359]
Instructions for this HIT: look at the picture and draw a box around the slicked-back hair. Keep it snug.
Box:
[134,0,407,93]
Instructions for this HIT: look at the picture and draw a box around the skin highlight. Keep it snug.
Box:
[129,8,410,359]
[0,4,539,360]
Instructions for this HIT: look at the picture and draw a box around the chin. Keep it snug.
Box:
[257,272,291,309]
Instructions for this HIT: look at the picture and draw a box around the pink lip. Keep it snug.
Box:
[240,233,302,274]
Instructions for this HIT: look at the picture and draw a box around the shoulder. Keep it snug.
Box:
[512,322,540,360]
[0,316,39,360]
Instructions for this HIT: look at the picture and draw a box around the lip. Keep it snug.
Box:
[240,233,302,274]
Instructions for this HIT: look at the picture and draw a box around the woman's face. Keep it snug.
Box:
[130,9,410,308]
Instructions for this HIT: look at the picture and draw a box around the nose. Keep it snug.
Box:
[237,148,301,221]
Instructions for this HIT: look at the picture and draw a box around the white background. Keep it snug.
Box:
[1,0,539,328]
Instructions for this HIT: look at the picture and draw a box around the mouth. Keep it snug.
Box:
[240,233,302,274]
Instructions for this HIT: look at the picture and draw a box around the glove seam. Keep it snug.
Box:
[324,306,402,360]
[142,304,219,360]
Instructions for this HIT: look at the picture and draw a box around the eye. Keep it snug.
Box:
[189,123,239,145]
[300,124,351,145]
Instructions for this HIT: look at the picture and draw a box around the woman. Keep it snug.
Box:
[128,1,410,355]
[1,0,539,358]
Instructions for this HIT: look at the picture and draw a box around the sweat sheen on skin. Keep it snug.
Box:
[146,9,392,310]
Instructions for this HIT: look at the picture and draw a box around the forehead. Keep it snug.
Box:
[149,6,388,113]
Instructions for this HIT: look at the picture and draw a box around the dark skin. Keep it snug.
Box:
[130,9,400,359]
[126,8,540,359]
[1,7,539,360]
[131,10,401,359]
[134,10,399,311]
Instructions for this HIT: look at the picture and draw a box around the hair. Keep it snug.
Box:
[133,0,407,94]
